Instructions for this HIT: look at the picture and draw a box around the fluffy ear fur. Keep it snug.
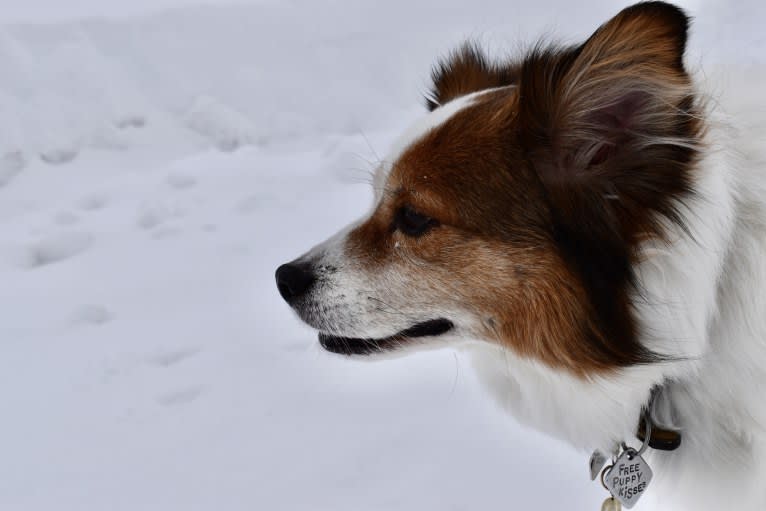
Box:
[426,43,518,110]
[519,1,699,231]
[517,1,703,362]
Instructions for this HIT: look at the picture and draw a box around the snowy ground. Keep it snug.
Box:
[0,1,761,510]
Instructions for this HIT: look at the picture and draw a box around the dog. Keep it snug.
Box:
[276,2,766,509]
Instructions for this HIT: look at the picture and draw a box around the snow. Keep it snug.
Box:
[0,1,759,510]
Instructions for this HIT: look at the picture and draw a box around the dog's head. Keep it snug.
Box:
[277,2,710,448]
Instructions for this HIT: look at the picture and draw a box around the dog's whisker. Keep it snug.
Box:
[367,296,408,316]
[356,128,383,165]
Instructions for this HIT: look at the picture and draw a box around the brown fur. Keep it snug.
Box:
[348,2,702,375]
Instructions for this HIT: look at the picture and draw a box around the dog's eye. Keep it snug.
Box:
[394,206,438,237]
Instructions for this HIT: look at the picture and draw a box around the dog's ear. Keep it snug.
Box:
[426,43,518,111]
[519,1,700,241]
[515,2,701,363]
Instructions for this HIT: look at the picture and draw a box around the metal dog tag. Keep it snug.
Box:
[589,449,608,480]
[604,450,652,509]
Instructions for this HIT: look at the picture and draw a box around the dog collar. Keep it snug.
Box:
[636,386,682,451]
[589,388,682,509]
[636,416,681,451]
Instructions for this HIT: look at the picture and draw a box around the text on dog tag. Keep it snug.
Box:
[604,450,652,509]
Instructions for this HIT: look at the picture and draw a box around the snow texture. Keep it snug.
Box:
[0,1,761,510]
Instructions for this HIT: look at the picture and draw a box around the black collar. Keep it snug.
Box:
[636,387,682,451]
[636,418,682,450]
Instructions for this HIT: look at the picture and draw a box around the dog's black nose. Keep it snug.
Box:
[275,262,316,304]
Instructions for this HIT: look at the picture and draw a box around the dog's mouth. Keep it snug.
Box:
[318,318,454,356]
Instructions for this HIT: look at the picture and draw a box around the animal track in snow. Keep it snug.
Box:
[0,151,25,187]
[149,347,200,368]
[70,304,111,325]
[234,195,261,214]
[115,116,146,129]
[20,232,92,268]
[157,385,204,407]
[53,211,80,226]
[136,203,179,230]
[76,193,108,211]
[165,173,197,190]
[40,148,78,165]
[183,95,262,152]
